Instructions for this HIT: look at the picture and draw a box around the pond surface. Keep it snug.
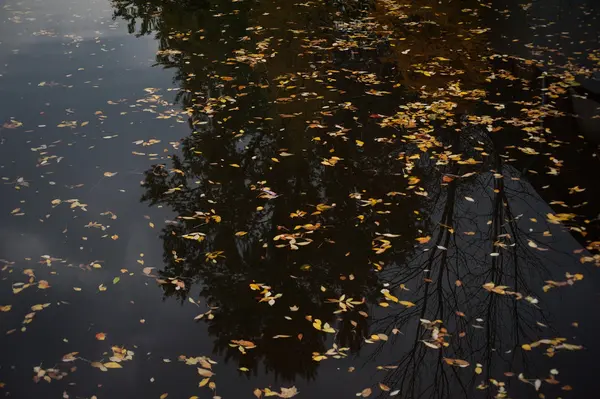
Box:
[1,0,600,398]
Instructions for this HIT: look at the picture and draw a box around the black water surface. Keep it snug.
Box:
[1,0,599,398]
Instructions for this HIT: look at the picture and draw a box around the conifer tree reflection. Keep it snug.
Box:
[115,0,424,382]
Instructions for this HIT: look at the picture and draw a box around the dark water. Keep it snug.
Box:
[1,0,599,398]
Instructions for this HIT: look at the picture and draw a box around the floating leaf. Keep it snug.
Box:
[443,358,470,367]
[197,368,214,378]
[103,362,123,369]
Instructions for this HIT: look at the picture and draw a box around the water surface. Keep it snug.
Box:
[1,0,599,398]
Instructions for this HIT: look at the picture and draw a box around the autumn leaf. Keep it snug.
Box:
[62,352,79,362]
[103,362,122,369]
[416,236,431,244]
[197,368,214,378]
[379,383,390,391]
[91,361,107,372]
[199,378,210,387]
[95,332,106,341]
[279,387,299,398]
[443,358,470,367]
[38,280,50,289]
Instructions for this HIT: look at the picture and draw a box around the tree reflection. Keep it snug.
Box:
[114,0,426,382]
[114,0,588,394]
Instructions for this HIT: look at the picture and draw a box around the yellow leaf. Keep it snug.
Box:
[31,303,49,311]
[91,361,107,371]
[253,388,263,398]
[103,362,122,369]
[95,332,106,341]
[382,290,399,302]
[199,377,210,387]
[522,344,532,351]
[103,172,118,177]
[356,140,364,147]
[197,368,214,378]
[416,236,431,244]
[160,394,168,399]
[361,387,372,397]
[377,333,388,341]
[399,301,415,307]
